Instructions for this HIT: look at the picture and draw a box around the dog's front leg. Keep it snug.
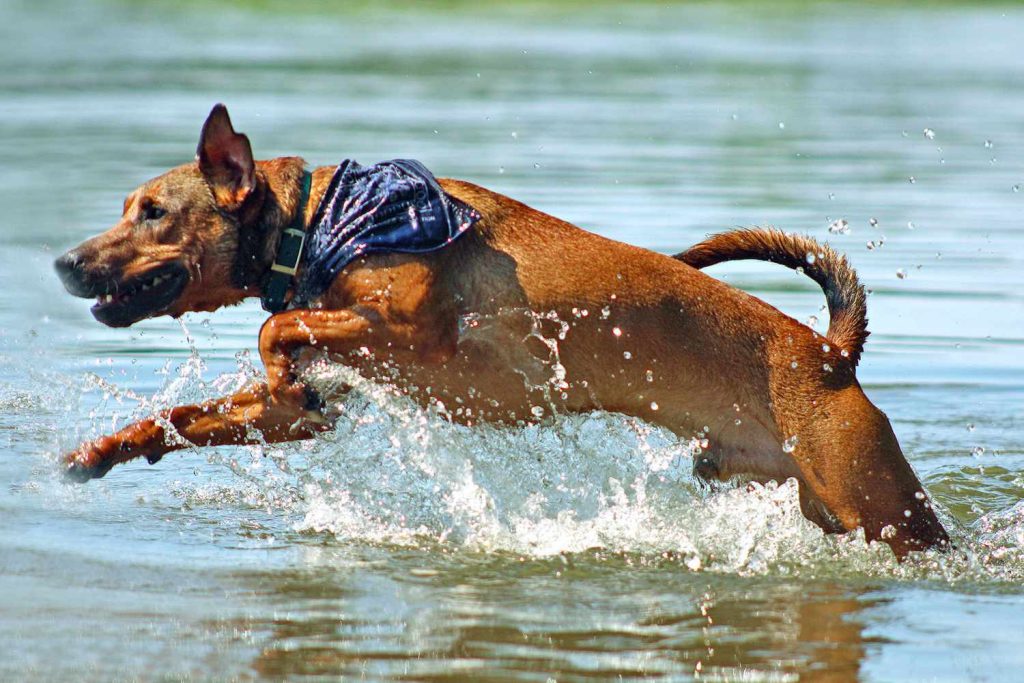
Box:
[65,306,451,481]
[257,306,454,410]
[63,382,330,481]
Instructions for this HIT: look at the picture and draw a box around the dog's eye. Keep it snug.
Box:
[141,204,167,222]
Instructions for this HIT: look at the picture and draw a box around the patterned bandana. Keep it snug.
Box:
[295,159,480,304]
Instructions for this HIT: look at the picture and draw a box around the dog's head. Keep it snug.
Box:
[55,104,277,327]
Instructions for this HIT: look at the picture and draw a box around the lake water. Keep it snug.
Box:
[2,0,1023,680]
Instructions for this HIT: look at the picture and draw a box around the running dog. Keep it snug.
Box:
[54,104,949,558]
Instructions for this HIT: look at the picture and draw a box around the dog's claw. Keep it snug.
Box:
[145,453,163,465]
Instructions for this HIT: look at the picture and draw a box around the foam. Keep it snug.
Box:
[79,353,1024,582]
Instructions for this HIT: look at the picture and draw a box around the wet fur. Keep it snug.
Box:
[55,105,949,558]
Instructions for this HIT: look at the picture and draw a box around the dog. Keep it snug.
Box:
[55,104,949,558]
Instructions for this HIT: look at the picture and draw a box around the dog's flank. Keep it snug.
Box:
[54,104,949,558]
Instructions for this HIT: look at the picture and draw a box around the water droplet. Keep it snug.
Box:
[822,343,831,352]
[790,361,798,369]
[971,445,985,457]
[650,401,659,411]
[985,139,994,149]
[880,524,897,540]
[778,121,785,129]
[612,327,622,337]
[828,219,850,235]
[645,370,654,383]
[907,221,915,230]
[623,351,632,360]
[904,509,912,518]
[511,131,518,140]
[896,268,907,279]
[533,163,540,169]
[805,251,817,264]
[530,405,545,418]
[600,306,611,319]
[908,176,916,184]
[552,363,567,382]
[782,435,799,453]
[734,418,742,426]
[923,128,935,140]
[915,491,926,500]
[967,423,976,432]
[869,217,878,227]
[1014,185,1021,193]
[822,363,833,372]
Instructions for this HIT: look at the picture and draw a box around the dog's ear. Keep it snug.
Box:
[197,103,255,211]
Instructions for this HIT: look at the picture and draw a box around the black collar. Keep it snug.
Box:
[261,171,312,313]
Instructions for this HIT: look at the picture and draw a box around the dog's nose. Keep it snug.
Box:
[55,249,96,297]
[54,250,83,281]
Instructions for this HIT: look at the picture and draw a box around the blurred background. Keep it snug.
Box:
[1,1,1022,680]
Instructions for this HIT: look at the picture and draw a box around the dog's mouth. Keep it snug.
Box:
[89,264,189,328]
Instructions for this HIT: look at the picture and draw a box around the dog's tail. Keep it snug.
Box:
[674,228,868,367]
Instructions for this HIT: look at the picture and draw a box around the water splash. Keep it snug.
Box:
[58,348,1024,584]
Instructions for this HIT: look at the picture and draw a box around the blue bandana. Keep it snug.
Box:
[295,159,480,304]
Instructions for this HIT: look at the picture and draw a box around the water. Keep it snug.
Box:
[2,0,1024,679]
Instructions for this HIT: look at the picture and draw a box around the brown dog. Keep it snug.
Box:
[55,104,949,558]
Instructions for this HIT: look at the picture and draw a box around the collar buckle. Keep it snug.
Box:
[262,171,311,313]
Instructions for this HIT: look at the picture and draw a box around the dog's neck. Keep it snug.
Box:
[232,157,318,305]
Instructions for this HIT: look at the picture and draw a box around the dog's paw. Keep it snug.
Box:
[692,454,722,483]
[61,438,117,482]
[63,459,114,482]
[63,454,115,482]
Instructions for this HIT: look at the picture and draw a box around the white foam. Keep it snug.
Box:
[81,356,1024,582]
[248,365,879,574]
